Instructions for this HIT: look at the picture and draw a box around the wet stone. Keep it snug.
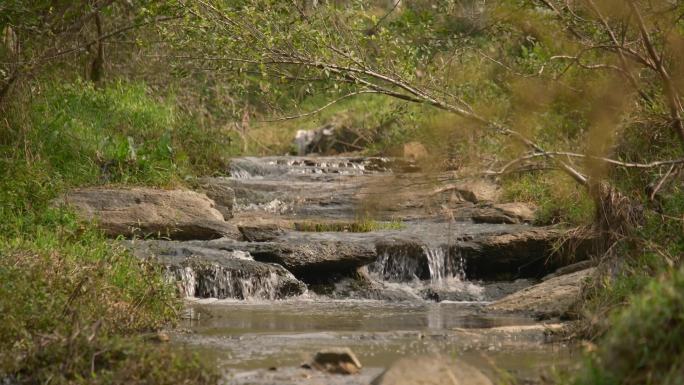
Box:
[310,347,363,375]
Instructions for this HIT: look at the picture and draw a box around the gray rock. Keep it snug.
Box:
[434,180,501,204]
[244,233,377,282]
[135,234,377,283]
[57,188,238,240]
[238,223,285,242]
[487,268,596,319]
[542,260,596,281]
[372,355,492,385]
[309,347,362,375]
[197,177,236,219]
[472,203,537,224]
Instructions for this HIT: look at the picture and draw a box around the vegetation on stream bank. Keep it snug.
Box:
[2,0,684,384]
[294,219,405,233]
[0,83,220,382]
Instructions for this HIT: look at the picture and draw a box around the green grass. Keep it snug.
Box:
[294,219,405,232]
[7,80,239,187]
[501,171,595,226]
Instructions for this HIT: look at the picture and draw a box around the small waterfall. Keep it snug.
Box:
[165,260,307,300]
[369,247,429,281]
[370,244,465,283]
[229,156,389,180]
[230,168,256,180]
[368,244,482,301]
[423,246,466,283]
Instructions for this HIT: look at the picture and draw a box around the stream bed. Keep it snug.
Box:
[174,299,575,384]
[145,156,582,384]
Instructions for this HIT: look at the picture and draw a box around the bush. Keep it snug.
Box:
[501,171,595,225]
[573,266,684,385]
[0,217,219,384]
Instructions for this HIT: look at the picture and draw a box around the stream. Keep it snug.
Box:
[133,156,579,384]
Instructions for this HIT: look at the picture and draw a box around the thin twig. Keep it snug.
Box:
[260,90,379,122]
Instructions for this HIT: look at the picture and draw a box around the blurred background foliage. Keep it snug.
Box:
[2,0,684,383]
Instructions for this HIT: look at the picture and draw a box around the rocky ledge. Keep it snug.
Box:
[56,187,239,240]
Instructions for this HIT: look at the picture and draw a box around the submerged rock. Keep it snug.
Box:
[371,356,492,385]
[487,268,596,319]
[309,347,362,375]
[57,187,238,240]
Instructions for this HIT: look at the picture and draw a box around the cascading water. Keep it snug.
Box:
[370,244,466,283]
[368,243,483,301]
[167,265,298,300]
[423,245,466,283]
[155,247,307,301]
[228,156,389,180]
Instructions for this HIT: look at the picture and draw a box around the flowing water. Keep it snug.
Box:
[159,156,577,384]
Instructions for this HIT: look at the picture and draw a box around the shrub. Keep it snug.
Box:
[573,266,684,385]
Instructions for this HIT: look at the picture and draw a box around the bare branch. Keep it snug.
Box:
[650,164,677,201]
[488,151,684,176]
[260,90,380,122]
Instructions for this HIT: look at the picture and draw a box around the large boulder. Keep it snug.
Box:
[487,268,596,319]
[372,356,492,385]
[142,233,378,283]
[58,188,238,240]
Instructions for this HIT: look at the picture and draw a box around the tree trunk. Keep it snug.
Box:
[90,12,105,84]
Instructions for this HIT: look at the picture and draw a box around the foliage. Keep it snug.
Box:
[0,80,219,384]
[0,200,218,384]
[572,265,684,385]
[2,0,684,383]
[502,171,595,225]
[1,80,236,190]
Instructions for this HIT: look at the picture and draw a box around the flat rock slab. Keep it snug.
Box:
[487,268,596,318]
[58,187,238,240]
[372,356,493,385]
[201,234,379,282]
